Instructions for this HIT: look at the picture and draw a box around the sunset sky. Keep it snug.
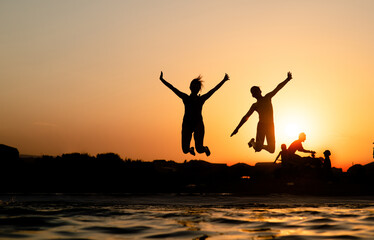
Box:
[1,0,373,171]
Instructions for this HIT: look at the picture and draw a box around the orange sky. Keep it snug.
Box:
[1,1,373,171]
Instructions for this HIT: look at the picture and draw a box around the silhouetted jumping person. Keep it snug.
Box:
[231,72,292,153]
[159,71,229,156]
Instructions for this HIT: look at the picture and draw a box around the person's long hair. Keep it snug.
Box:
[190,75,203,94]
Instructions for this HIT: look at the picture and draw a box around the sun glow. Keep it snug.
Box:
[284,123,302,140]
[275,108,316,148]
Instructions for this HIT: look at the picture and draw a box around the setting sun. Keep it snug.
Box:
[274,106,317,150]
[284,123,302,140]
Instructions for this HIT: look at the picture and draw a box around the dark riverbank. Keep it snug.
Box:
[1,149,374,195]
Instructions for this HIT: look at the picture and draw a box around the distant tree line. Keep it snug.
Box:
[1,146,374,195]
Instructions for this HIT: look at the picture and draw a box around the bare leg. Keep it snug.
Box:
[262,142,275,153]
[182,125,195,155]
[254,122,266,152]
[194,122,210,156]
[256,122,275,153]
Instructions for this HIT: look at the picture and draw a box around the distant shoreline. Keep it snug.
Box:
[1,151,374,195]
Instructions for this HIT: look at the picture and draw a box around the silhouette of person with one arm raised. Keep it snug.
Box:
[230,72,292,153]
[159,71,229,156]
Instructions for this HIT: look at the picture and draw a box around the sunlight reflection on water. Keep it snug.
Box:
[0,194,374,239]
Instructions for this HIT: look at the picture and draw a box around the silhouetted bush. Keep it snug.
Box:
[0,150,373,195]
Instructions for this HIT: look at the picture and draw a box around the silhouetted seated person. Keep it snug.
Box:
[287,132,315,166]
[274,144,289,165]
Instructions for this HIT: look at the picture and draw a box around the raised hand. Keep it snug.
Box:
[230,129,238,137]
[223,73,230,81]
[160,71,164,81]
[287,71,292,80]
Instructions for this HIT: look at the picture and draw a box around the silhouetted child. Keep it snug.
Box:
[231,72,292,153]
[274,144,289,164]
[323,150,332,176]
[159,71,229,156]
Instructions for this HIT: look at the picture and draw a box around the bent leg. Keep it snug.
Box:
[182,124,194,155]
[254,122,266,152]
[263,123,275,153]
[194,122,209,155]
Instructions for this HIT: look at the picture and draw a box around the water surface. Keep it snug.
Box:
[1,194,373,239]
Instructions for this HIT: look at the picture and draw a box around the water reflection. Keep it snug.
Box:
[0,195,373,239]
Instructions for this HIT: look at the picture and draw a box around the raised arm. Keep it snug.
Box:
[159,71,185,99]
[201,73,229,101]
[267,72,292,98]
[230,104,256,137]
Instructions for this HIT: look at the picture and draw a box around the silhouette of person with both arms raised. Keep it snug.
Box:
[159,71,229,156]
[231,72,293,153]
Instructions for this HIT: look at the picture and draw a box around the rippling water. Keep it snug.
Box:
[1,194,374,239]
